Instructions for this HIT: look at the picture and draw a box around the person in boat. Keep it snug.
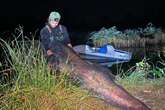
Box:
[40,11,72,69]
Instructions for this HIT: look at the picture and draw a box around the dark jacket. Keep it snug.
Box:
[40,24,71,53]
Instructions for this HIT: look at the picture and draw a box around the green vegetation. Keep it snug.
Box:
[0,28,165,110]
[89,23,164,47]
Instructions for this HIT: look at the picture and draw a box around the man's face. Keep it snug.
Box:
[49,19,60,28]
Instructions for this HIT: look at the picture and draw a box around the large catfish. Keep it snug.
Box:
[47,41,151,110]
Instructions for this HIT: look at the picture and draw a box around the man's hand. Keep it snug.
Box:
[47,49,54,56]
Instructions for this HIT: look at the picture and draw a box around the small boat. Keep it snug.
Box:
[73,44,132,66]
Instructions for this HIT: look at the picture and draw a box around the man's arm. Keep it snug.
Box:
[40,27,54,56]
[61,25,72,47]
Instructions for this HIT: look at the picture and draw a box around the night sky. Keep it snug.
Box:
[0,0,164,35]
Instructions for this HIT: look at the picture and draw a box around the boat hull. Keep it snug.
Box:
[73,44,132,66]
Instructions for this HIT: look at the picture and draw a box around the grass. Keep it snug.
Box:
[0,28,165,110]
[116,76,165,110]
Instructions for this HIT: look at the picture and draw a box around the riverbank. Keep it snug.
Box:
[0,28,165,110]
